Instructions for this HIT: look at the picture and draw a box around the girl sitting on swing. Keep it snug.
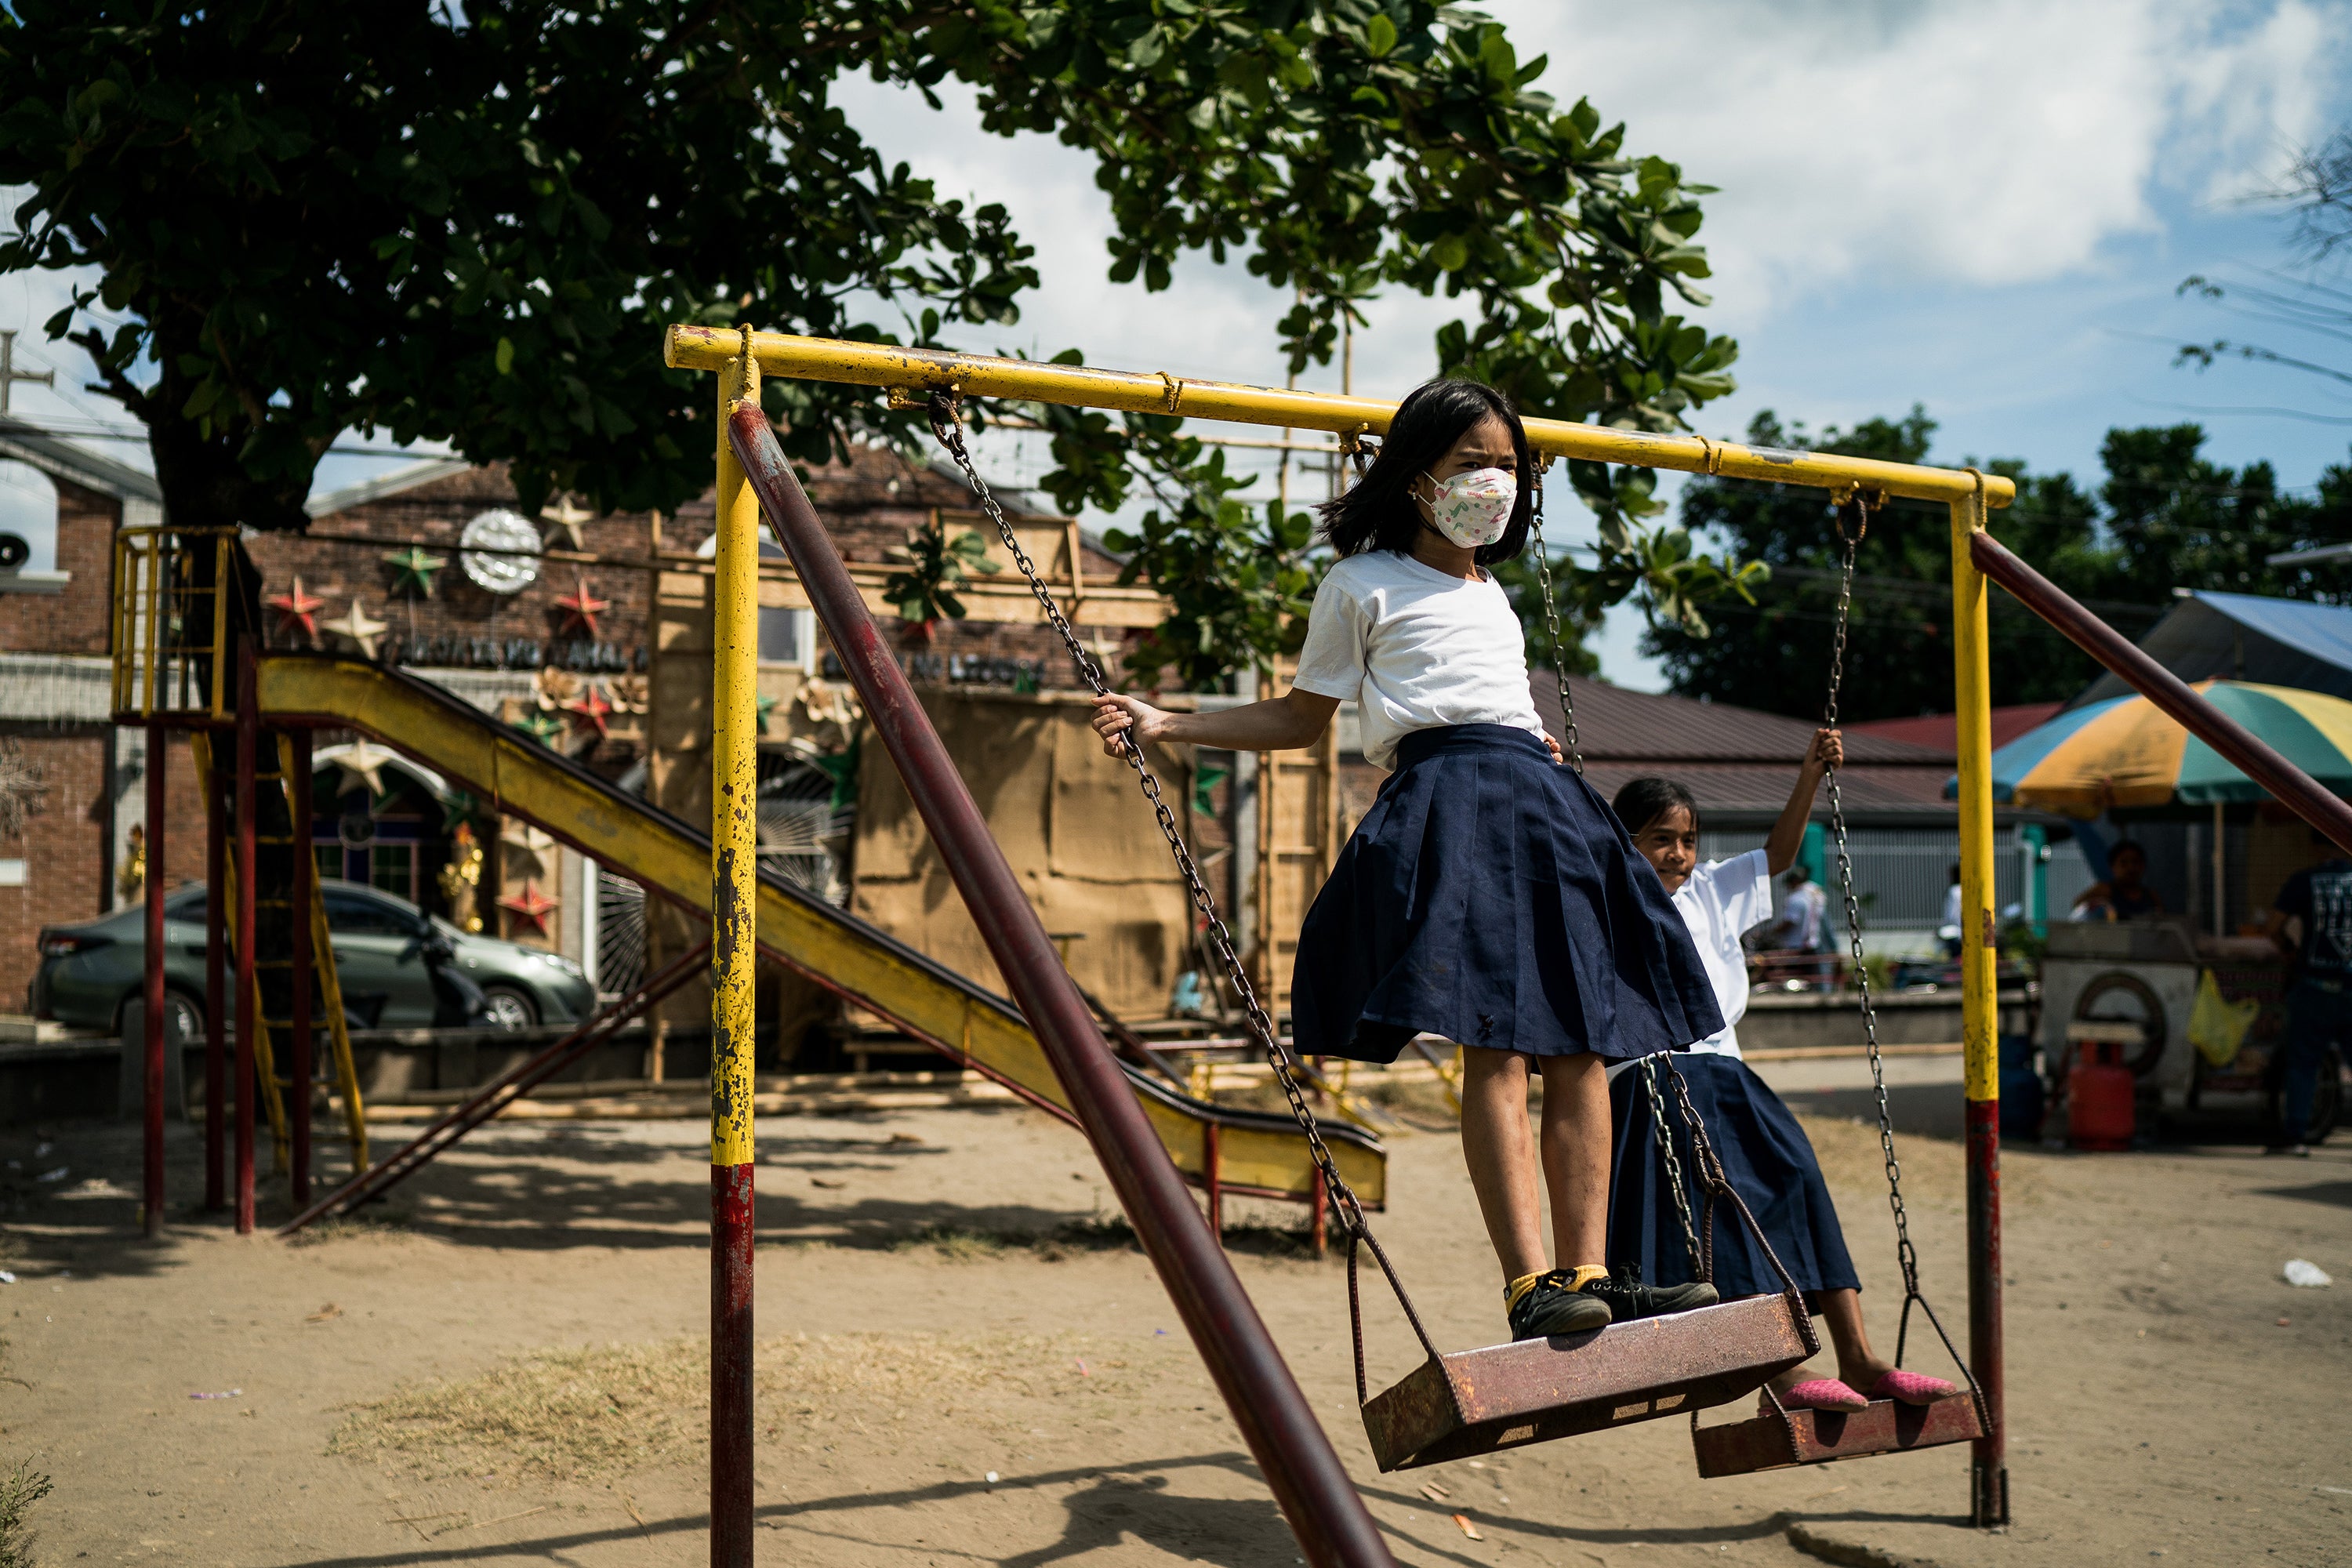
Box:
[1608,746,1959,1412]
[1094,377,1726,1342]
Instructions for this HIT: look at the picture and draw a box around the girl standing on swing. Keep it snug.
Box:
[1094,378,1726,1341]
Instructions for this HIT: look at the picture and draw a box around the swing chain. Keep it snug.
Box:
[1822,488,1921,1296]
[924,392,1369,1240]
[1525,458,1584,774]
[1639,1059,1703,1272]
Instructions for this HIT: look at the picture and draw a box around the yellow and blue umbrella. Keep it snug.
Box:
[1983,681,2352,816]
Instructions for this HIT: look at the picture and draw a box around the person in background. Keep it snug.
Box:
[2072,840,2164,922]
[1771,862,1828,982]
[1610,738,1961,1414]
[2263,834,2352,1156]
[1938,863,1965,959]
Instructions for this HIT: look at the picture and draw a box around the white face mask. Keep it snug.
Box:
[1422,466,1517,549]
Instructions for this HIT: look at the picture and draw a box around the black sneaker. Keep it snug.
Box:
[1507,1272,1612,1341]
[1577,1264,1718,1323]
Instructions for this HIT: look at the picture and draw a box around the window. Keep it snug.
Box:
[696,532,811,666]
[0,459,57,582]
[322,886,419,937]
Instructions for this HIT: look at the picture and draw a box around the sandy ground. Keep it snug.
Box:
[2,1051,2349,1568]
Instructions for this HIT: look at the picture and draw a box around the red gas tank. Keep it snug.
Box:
[2068,1039,2136,1152]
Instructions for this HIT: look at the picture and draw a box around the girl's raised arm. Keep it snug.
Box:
[1766,728,1843,875]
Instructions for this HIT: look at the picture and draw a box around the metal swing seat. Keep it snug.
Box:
[920,397,1819,1473]
[1685,490,1987,1478]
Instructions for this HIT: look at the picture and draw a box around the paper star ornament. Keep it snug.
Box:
[756,692,781,733]
[554,573,609,637]
[382,544,446,597]
[497,881,560,938]
[539,495,593,551]
[608,673,648,714]
[510,710,564,745]
[267,577,325,641]
[325,599,388,659]
[563,684,613,739]
[331,740,390,799]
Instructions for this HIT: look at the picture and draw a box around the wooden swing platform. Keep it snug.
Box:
[1361,1295,1812,1472]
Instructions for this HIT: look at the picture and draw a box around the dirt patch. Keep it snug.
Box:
[3,1100,2347,1567]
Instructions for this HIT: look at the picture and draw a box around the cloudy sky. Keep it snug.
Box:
[6,0,2350,684]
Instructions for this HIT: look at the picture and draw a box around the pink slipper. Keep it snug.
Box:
[1868,1368,1958,1406]
[1773,1377,1870,1413]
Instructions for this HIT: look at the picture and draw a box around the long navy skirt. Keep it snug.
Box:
[1606,1052,1860,1299]
[1289,724,1723,1064]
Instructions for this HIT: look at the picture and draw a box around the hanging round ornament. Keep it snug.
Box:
[459,509,543,594]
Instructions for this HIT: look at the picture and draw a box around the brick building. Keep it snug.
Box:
[0,416,183,1010]
[0,418,1149,1017]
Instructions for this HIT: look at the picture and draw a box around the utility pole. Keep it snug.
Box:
[0,332,56,415]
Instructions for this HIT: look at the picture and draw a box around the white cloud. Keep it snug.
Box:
[1488,0,2351,306]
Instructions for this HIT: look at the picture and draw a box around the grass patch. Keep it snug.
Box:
[891,1212,1138,1262]
[0,1460,52,1568]
[331,1330,1116,1482]
[285,1210,415,1248]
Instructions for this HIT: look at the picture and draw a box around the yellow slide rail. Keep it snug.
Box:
[255,654,1382,1205]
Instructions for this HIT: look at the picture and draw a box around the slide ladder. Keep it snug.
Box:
[253,652,1385,1212]
[188,730,368,1179]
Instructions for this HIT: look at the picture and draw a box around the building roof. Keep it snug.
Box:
[1526,677,1960,822]
[1531,677,1951,765]
[2074,590,2352,706]
[0,415,163,507]
[1846,704,2063,756]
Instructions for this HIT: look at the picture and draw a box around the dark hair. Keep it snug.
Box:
[2110,840,2147,864]
[1613,777,1700,837]
[1316,379,1534,564]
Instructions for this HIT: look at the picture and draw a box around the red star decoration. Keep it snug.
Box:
[496,880,560,938]
[562,684,613,739]
[554,573,609,637]
[267,577,325,640]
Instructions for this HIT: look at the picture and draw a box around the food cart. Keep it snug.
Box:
[2039,918,2340,1142]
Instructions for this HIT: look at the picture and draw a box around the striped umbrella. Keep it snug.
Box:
[1983,681,2352,815]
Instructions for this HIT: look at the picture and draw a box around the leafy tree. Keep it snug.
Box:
[1640,408,2352,721]
[0,0,1752,686]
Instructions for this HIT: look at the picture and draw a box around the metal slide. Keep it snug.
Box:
[255,652,1385,1209]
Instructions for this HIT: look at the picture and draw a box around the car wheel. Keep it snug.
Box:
[164,989,205,1042]
[481,985,539,1031]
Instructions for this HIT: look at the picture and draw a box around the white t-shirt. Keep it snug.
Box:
[1671,850,1775,1058]
[1290,550,1546,770]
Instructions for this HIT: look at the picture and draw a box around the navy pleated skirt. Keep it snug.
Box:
[1606,1052,1860,1299]
[1289,724,1723,1064]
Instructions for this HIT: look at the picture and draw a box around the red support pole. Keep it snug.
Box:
[234,641,258,1235]
[205,735,225,1212]
[142,722,167,1238]
[289,730,313,1209]
[728,405,1395,1568]
[1965,1097,2006,1524]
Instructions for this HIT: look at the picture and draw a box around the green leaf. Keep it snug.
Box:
[495,337,515,376]
[1365,13,1398,56]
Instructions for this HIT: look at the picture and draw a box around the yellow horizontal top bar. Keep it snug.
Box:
[667,325,2014,508]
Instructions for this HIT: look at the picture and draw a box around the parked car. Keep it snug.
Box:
[31,880,595,1035]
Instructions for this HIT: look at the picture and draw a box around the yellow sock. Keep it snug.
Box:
[1564,1263,1608,1292]
[1503,1272,1545,1312]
